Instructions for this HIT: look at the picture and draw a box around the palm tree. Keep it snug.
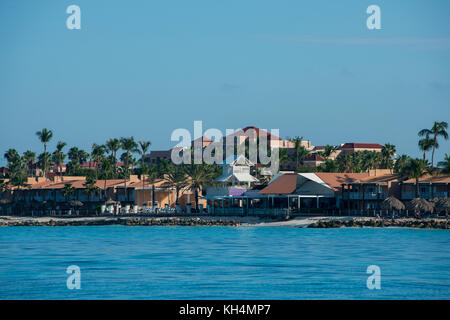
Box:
[418,121,449,167]
[6,154,29,197]
[320,145,337,159]
[83,175,99,203]
[381,143,396,170]
[67,147,88,164]
[423,159,436,176]
[137,141,151,206]
[185,164,215,210]
[337,153,352,173]
[105,138,121,176]
[120,137,138,168]
[99,157,113,201]
[351,152,364,172]
[294,137,303,168]
[278,148,290,170]
[290,136,303,168]
[157,159,173,178]
[62,182,76,202]
[400,158,427,198]
[52,141,66,180]
[145,166,158,207]
[318,159,339,172]
[66,147,89,176]
[296,146,311,168]
[394,154,410,174]
[22,151,36,176]
[122,154,137,169]
[35,128,53,177]
[418,134,434,161]
[67,147,88,167]
[437,154,450,174]
[9,169,29,197]
[166,165,188,208]
[4,149,20,162]
[138,141,151,169]
[91,144,106,179]
[118,165,132,202]
[362,151,376,172]
[140,163,150,206]
[37,152,52,177]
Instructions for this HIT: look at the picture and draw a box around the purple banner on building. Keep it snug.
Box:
[229,188,246,196]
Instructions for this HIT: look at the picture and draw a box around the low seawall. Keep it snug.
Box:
[307,217,449,229]
[0,216,245,227]
[0,215,449,229]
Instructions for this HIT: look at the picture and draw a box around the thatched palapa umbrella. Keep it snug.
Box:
[406,198,434,213]
[381,196,405,211]
[432,198,450,214]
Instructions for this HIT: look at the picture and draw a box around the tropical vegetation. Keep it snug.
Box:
[1,122,449,203]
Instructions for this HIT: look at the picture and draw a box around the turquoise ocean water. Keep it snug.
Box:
[0,226,449,299]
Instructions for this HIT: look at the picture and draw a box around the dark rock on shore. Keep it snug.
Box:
[307,218,449,229]
[0,217,240,227]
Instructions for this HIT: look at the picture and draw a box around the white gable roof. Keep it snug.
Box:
[216,172,258,183]
[220,154,254,166]
[298,173,333,190]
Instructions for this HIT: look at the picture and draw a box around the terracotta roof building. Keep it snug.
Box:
[339,143,384,154]
[224,126,311,150]
[400,174,450,200]
[207,172,373,214]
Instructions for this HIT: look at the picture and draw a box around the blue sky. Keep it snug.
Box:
[0,0,449,166]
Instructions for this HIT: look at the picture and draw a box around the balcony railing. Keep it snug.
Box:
[402,192,448,200]
[347,192,388,200]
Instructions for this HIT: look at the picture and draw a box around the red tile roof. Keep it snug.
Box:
[403,175,450,184]
[260,172,371,194]
[340,143,383,149]
[315,172,369,192]
[358,174,400,183]
[227,126,283,141]
[30,179,127,190]
[259,173,298,194]
[128,178,171,189]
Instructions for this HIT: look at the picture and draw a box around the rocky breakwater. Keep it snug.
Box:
[307,218,449,229]
[0,217,241,227]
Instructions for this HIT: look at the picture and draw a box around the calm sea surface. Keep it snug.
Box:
[0,226,449,299]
